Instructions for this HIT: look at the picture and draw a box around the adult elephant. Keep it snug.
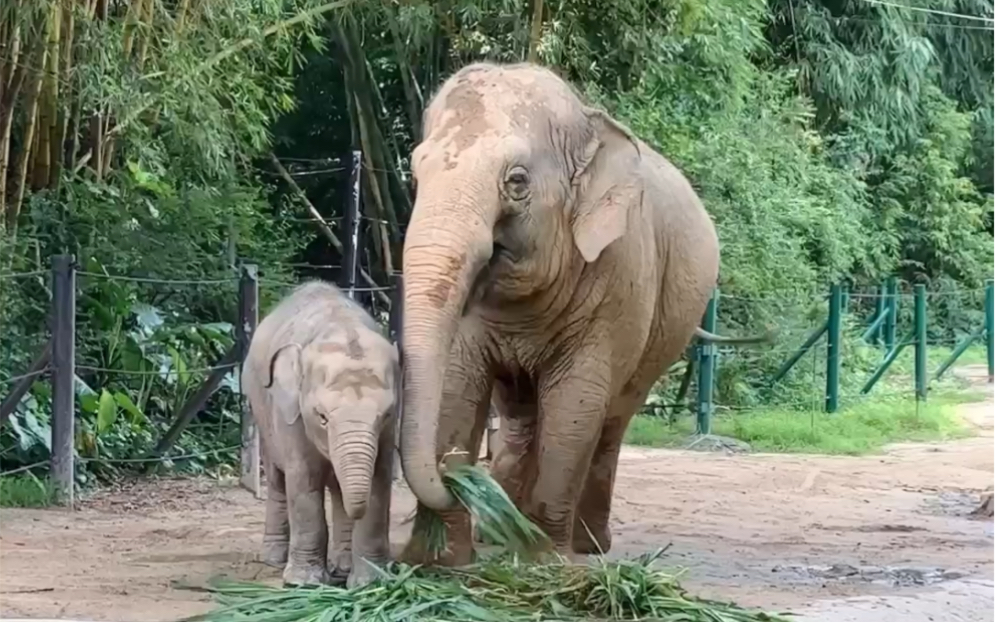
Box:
[399,61,766,564]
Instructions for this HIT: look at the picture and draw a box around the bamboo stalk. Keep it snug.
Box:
[8,46,49,229]
[0,38,27,218]
[1,12,23,97]
[381,0,422,138]
[340,19,408,236]
[269,153,392,308]
[122,0,141,58]
[90,113,103,180]
[136,0,153,70]
[52,0,75,186]
[527,0,544,63]
[33,1,61,189]
[175,0,191,34]
[355,101,387,264]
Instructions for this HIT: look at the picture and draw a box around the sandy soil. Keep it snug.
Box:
[1,366,992,621]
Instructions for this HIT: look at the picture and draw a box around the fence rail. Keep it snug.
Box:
[683,278,995,435]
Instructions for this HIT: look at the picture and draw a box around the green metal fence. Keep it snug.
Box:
[684,279,994,435]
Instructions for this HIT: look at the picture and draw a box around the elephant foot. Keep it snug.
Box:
[400,533,475,567]
[282,562,332,587]
[261,537,289,567]
[346,557,386,589]
[328,565,350,587]
[571,521,612,555]
[401,505,475,567]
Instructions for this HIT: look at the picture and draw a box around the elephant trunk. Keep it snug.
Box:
[400,192,496,512]
[330,428,379,520]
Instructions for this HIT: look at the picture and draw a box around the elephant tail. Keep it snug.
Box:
[694,326,775,346]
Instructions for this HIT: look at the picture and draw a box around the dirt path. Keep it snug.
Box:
[1,366,991,621]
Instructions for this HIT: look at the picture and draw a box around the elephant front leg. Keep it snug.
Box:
[283,460,332,586]
[401,329,493,567]
[528,350,611,555]
[347,425,395,588]
[261,458,290,567]
[326,475,354,586]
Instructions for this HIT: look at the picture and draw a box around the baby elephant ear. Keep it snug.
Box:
[570,107,643,263]
[266,343,304,426]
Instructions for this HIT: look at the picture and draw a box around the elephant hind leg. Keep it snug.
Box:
[489,404,537,508]
[571,415,626,555]
[261,459,290,567]
[475,403,537,545]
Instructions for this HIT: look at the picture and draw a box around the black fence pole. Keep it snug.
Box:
[340,150,363,299]
[50,255,76,507]
[239,264,260,497]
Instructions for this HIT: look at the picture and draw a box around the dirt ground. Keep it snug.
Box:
[1,366,992,622]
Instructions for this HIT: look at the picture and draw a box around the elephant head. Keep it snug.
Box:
[267,331,399,520]
[399,62,643,511]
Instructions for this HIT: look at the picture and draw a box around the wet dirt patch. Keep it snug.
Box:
[771,563,971,588]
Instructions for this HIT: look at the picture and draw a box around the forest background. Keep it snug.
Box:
[0,0,991,483]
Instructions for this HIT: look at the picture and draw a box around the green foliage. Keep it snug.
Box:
[0,474,56,508]
[627,387,977,456]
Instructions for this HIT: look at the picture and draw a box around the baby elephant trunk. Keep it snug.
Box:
[330,429,379,521]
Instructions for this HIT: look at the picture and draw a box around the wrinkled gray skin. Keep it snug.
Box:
[398,61,770,565]
[242,281,398,588]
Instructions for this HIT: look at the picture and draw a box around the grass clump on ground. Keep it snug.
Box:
[183,467,788,622]
[183,550,790,622]
[625,391,979,456]
[0,473,56,507]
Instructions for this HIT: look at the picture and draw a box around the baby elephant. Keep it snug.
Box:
[242,280,398,588]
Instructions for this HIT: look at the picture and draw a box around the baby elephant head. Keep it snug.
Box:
[266,327,399,520]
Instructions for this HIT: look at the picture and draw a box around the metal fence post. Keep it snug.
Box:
[985,280,993,384]
[883,276,898,354]
[50,254,76,507]
[238,264,260,497]
[914,284,927,401]
[825,283,842,413]
[695,289,719,435]
[388,273,404,479]
[869,281,886,345]
[340,150,363,299]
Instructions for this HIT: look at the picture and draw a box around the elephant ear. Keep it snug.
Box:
[569,107,643,263]
[267,343,304,426]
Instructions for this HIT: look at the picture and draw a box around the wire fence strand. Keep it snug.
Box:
[76,363,238,376]
[0,444,244,476]
[0,270,47,280]
[76,271,239,286]
[0,367,51,385]
[77,444,243,464]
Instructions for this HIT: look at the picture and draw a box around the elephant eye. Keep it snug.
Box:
[317,412,328,427]
[503,167,530,201]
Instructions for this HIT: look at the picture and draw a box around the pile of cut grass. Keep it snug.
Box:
[184,465,788,622]
[183,550,790,622]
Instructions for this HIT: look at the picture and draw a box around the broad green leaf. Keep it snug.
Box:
[97,389,119,434]
[114,392,147,425]
[80,393,99,414]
